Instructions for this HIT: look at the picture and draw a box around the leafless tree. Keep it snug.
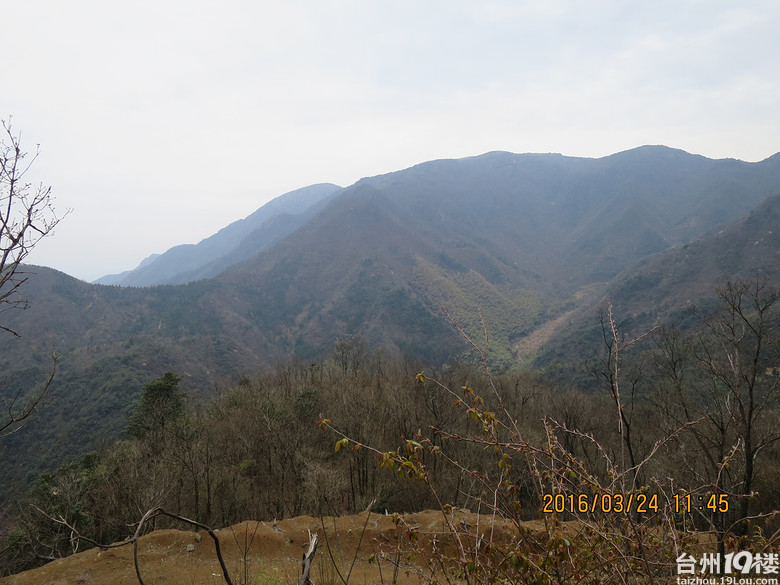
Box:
[589,302,656,489]
[0,118,64,440]
[653,275,780,533]
[692,275,780,526]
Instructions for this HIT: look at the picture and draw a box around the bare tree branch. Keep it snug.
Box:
[34,505,235,585]
[0,118,65,332]
[0,351,57,439]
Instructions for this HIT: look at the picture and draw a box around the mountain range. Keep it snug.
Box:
[1,145,780,501]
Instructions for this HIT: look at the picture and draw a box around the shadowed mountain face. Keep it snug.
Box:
[531,191,780,381]
[2,145,780,501]
[594,191,780,325]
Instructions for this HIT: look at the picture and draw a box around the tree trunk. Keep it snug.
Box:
[298,531,319,585]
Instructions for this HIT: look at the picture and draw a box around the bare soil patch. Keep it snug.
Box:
[0,510,529,585]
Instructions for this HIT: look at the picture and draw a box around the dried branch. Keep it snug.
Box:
[0,118,66,334]
[298,530,319,585]
[0,351,57,439]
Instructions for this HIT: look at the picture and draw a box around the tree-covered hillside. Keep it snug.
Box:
[3,280,779,579]
[2,146,780,511]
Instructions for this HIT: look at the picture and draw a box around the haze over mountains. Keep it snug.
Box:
[95,182,343,286]
[96,146,780,290]
[2,145,780,500]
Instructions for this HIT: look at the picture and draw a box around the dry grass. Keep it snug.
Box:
[0,510,526,585]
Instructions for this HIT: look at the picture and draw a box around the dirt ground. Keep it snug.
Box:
[0,510,528,585]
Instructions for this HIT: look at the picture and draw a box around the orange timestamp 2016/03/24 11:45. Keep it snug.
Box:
[541,492,730,515]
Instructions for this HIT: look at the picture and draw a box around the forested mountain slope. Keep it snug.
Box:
[533,191,780,380]
[2,146,780,504]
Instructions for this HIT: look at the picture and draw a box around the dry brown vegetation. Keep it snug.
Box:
[0,510,527,585]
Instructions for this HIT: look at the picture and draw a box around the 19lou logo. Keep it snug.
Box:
[677,551,779,584]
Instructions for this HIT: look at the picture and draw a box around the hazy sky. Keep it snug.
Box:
[4,1,779,282]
